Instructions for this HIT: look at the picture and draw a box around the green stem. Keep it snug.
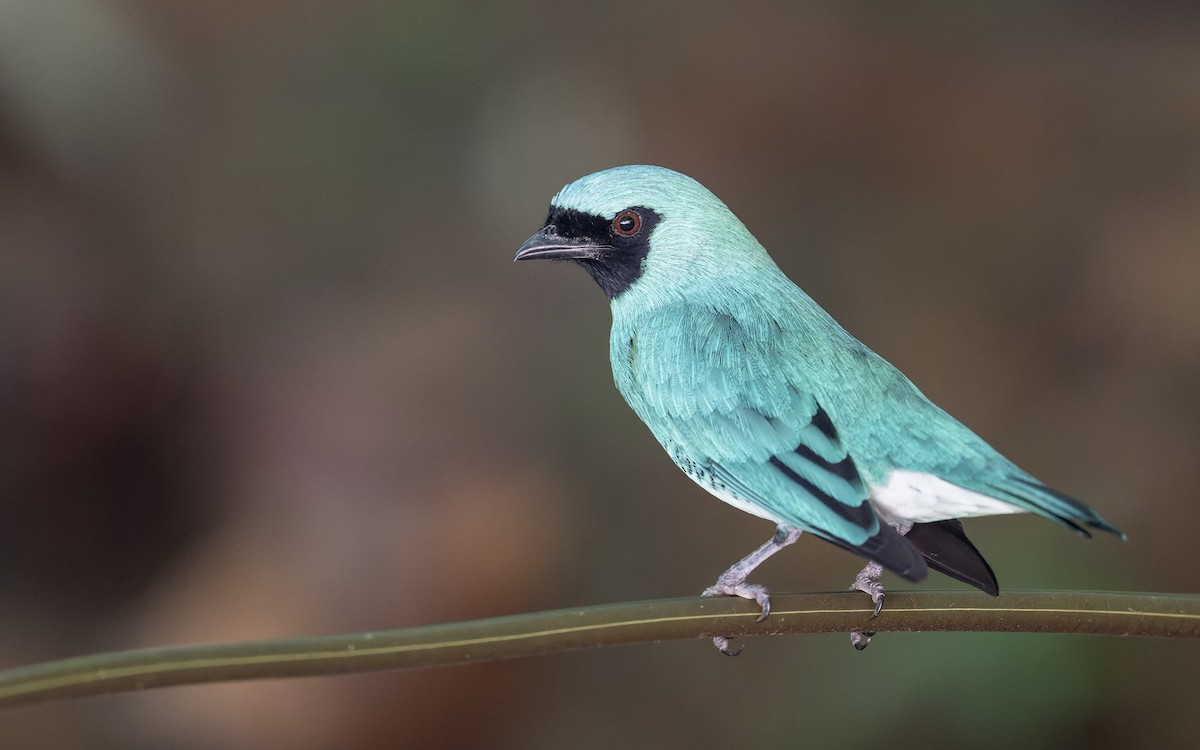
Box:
[0,590,1195,710]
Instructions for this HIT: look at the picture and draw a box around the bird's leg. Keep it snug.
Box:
[702,525,802,655]
[849,521,913,651]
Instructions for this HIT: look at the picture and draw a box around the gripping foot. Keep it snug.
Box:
[702,526,802,655]
[848,523,912,650]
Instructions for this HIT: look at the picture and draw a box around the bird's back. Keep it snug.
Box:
[609,267,1121,540]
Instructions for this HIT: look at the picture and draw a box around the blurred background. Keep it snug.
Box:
[1,1,1198,747]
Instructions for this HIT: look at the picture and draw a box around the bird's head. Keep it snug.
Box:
[515,165,775,302]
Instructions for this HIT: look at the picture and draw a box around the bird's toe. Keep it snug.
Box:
[849,560,888,647]
[703,581,772,621]
[850,562,887,619]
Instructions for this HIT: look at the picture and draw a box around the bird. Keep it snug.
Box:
[514,165,1124,654]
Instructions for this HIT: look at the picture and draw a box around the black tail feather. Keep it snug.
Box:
[821,523,929,583]
[905,519,999,596]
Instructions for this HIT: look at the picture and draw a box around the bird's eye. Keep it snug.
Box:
[613,209,642,237]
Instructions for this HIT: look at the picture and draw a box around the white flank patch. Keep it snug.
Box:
[869,470,1024,524]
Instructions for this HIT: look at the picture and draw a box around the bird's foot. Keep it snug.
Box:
[700,526,802,656]
[847,523,913,650]
[849,560,886,651]
[702,579,773,656]
[851,561,887,618]
[702,580,773,621]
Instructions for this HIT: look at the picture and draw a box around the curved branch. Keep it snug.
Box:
[0,590,1196,710]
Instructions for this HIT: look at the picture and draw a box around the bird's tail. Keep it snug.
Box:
[906,519,999,596]
[992,476,1126,540]
[821,523,929,583]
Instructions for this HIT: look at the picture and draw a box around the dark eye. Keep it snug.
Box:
[613,209,642,237]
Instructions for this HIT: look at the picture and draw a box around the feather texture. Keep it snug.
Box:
[524,165,1124,584]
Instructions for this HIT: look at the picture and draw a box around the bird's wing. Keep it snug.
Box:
[621,306,926,580]
[873,402,1125,539]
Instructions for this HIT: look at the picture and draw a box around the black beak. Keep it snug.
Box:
[514,227,611,262]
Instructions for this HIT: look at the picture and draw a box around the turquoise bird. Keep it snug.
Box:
[515,165,1124,653]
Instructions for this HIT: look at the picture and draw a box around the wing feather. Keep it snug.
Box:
[617,305,926,579]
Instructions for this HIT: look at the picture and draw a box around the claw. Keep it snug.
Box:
[849,560,887,649]
[851,562,886,609]
[868,587,885,619]
[846,523,915,649]
[700,526,804,655]
[702,581,772,621]
[702,581,773,654]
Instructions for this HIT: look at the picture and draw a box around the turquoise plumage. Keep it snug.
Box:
[516,165,1123,652]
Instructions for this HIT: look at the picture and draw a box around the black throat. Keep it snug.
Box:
[543,205,660,300]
